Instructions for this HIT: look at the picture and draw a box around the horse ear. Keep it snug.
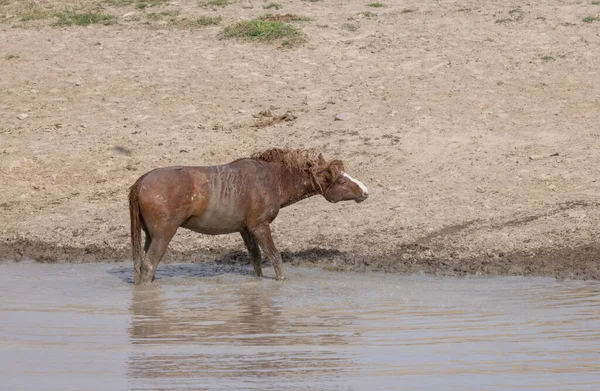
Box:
[318,153,325,163]
[326,160,344,181]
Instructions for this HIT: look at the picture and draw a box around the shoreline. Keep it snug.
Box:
[2,237,598,281]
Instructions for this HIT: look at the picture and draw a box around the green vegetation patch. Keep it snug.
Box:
[146,10,180,20]
[199,0,229,7]
[55,10,117,26]
[103,0,135,6]
[136,0,170,8]
[19,8,54,21]
[178,15,221,27]
[221,16,306,46]
[264,3,281,10]
[496,8,524,24]
[508,8,524,21]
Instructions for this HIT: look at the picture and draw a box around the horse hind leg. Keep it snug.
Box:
[133,225,152,284]
[241,228,263,278]
[143,225,152,252]
[139,226,177,284]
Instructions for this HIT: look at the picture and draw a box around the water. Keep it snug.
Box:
[1,262,599,390]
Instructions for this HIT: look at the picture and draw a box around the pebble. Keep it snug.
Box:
[334,112,350,121]
[17,113,28,120]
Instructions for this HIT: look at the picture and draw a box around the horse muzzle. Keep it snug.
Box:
[355,193,368,203]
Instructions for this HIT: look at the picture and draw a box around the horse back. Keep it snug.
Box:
[134,160,278,234]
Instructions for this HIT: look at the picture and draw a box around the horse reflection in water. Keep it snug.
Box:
[128,148,369,285]
[128,282,284,345]
[127,283,353,385]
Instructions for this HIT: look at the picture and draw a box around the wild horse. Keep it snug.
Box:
[128,148,368,285]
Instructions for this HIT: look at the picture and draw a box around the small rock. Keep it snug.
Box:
[475,186,485,193]
[550,152,559,157]
[258,109,272,117]
[75,81,82,86]
[112,146,132,156]
[334,112,350,121]
[17,113,28,120]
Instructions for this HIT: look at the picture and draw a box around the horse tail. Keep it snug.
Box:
[129,181,144,284]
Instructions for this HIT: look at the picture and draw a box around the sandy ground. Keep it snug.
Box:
[1,0,599,279]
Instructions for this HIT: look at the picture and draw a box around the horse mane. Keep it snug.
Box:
[250,148,345,184]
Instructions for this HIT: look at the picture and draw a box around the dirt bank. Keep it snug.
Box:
[1,0,598,279]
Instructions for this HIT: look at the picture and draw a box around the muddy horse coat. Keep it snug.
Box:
[128,148,368,285]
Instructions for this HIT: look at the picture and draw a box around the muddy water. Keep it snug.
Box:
[1,262,599,391]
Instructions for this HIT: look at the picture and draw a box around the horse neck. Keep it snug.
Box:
[274,165,320,208]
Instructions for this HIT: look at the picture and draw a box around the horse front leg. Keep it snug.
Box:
[241,228,263,278]
[250,223,285,281]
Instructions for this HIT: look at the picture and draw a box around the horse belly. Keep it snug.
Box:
[182,208,245,235]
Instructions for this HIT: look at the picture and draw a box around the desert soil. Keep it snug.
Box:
[1,0,599,279]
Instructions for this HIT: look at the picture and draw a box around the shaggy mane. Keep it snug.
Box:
[251,148,345,185]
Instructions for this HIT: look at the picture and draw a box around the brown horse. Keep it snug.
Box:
[128,148,368,285]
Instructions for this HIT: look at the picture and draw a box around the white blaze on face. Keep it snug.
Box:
[343,173,368,195]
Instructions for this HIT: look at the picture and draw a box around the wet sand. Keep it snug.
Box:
[2,262,599,390]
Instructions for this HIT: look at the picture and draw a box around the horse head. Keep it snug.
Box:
[312,155,369,203]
